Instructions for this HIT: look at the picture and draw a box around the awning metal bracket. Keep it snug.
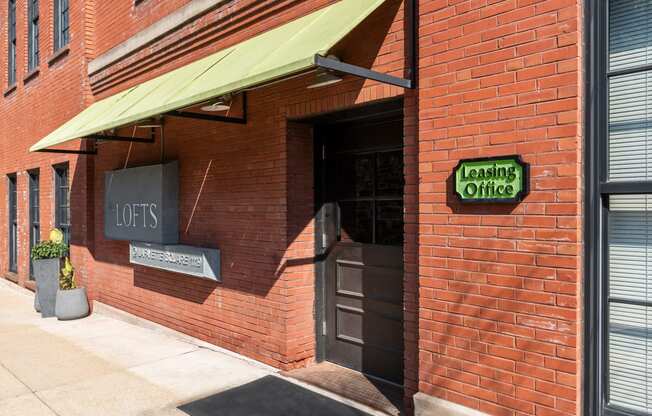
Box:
[85,134,155,144]
[35,148,98,155]
[166,92,247,124]
[35,129,156,155]
[314,55,413,89]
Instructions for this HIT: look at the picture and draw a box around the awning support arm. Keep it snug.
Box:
[35,148,98,155]
[35,130,156,155]
[84,134,155,144]
[166,92,247,124]
[314,55,413,89]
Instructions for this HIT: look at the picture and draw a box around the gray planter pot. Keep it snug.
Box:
[55,288,89,321]
[33,258,62,318]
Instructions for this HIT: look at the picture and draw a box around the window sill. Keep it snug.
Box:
[48,46,70,67]
[4,273,18,283]
[24,280,36,292]
[4,83,17,97]
[23,67,40,85]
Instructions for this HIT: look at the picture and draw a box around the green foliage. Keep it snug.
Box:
[31,240,68,260]
[59,257,76,291]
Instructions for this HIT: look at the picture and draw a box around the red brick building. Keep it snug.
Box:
[0,1,638,416]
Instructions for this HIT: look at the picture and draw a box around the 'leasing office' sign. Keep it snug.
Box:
[454,156,528,203]
[104,161,179,244]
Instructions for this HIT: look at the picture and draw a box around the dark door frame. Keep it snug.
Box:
[311,99,405,366]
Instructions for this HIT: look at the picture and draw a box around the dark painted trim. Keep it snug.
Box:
[584,0,600,414]
[600,181,652,194]
[585,1,618,416]
[608,297,652,308]
[607,62,652,78]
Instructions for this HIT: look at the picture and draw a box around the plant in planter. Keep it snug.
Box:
[31,229,68,318]
[55,257,89,321]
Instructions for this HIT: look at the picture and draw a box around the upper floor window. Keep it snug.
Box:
[7,0,16,85]
[53,0,68,51]
[28,0,39,70]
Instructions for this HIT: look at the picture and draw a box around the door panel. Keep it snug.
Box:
[319,117,404,385]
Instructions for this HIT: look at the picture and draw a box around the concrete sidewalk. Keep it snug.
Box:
[0,282,379,416]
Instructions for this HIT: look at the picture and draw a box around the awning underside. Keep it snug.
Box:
[30,0,387,152]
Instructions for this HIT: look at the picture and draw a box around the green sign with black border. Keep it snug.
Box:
[454,155,528,203]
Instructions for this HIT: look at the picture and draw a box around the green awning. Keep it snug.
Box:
[30,0,387,152]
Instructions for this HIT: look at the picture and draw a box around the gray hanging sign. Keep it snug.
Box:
[104,161,179,244]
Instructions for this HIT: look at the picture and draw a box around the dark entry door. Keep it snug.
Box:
[319,117,404,385]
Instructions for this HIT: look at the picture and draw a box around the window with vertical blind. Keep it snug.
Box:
[608,195,652,412]
[7,0,16,86]
[8,174,17,273]
[28,0,39,71]
[29,171,39,279]
[599,1,652,415]
[53,0,69,51]
[54,164,70,245]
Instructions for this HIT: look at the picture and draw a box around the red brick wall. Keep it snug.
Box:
[84,0,409,373]
[0,0,90,288]
[417,1,582,415]
[0,0,587,414]
[285,121,316,369]
[94,0,194,56]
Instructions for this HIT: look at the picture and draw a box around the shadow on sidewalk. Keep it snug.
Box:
[177,375,371,416]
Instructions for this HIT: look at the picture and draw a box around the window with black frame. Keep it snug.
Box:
[28,0,39,71]
[601,1,652,414]
[8,174,17,273]
[7,0,16,86]
[54,164,70,245]
[29,171,39,279]
[53,0,68,51]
